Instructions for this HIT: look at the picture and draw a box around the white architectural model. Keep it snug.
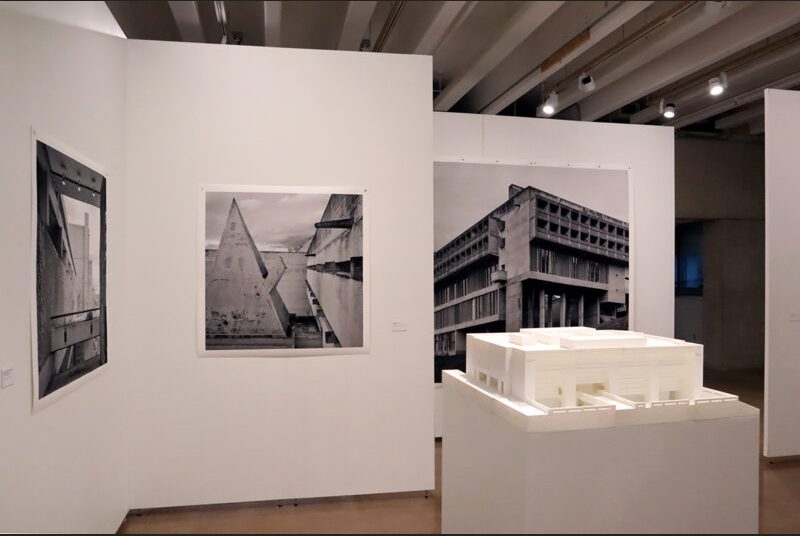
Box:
[444,327,758,533]
[464,327,737,419]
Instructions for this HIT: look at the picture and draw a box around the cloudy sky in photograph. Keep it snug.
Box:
[206,191,331,252]
[434,162,629,250]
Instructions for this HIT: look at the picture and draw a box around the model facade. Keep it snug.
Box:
[465,327,736,415]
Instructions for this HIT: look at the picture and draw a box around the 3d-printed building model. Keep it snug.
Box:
[434,184,629,380]
[464,327,736,416]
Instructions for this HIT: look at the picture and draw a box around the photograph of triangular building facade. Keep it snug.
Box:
[205,190,364,352]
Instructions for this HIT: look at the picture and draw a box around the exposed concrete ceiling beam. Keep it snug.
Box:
[168,1,205,42]
[413,1,475,56]
[105,0,181,41]
[666,71,800,129]
[337,1,377,51]
[631,36,800,124]
[553,1,750,117]
[433,1,565,112]
[462,1,622,113]
[481,1,653,115]
[715,104,765,130]
[263,1,281,47]
[578,1,800,122]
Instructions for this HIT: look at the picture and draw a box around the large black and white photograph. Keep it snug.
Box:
[433,161,630,382]
[200,186,366,355]
[33,139,107,404]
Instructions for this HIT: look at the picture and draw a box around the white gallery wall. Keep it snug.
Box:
[0,7,681,530]
[432,113,675,436]
[764,88,800,457]
[123,41,434,508]
[0,11,129,533]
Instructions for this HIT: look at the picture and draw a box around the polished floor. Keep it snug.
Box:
[120,370,799,534]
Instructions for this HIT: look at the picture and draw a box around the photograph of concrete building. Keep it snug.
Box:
[434,162,629,382]
[202,188,364,354]
[33,140,107,402]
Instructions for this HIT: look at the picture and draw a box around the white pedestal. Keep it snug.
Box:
[442,371,759,534]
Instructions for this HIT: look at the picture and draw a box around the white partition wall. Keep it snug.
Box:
[0,11,129,533]
[433,113,674,436]
[764,88,800,457]
[123,41,434,508]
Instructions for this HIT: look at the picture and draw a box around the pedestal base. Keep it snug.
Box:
[442,371,759,534]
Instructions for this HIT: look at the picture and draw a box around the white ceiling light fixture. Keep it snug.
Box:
[708,72,728,96]
[541,92,558,116]
[578,73,596,92]
[659,99,676,119]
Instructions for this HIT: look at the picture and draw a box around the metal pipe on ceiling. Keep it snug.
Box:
[647,29,800,105]
[480,1,654,115]
[373,0,406,53]
[552,1,749,119]
[631,32,800,124]
[577,1,800,122]
[213,0,229,44]
[552,1,697,95]
[665,70,800,129]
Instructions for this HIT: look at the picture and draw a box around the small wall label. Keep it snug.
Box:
[1,368,15,389]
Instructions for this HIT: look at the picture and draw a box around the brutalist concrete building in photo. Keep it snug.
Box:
[434,185,629,379]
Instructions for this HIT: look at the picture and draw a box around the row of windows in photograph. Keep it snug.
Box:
[535,216,629,254]
[435,331,456,356]
[531,245,609,283]
[434,289,499,330]
[534,197,628,237]
[435,264,497,306]
[434,217,492,261]
[434,234,496,279]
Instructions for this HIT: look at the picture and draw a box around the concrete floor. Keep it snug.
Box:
[119,370,800,534]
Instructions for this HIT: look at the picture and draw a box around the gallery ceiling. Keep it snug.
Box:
[105,0,800,135]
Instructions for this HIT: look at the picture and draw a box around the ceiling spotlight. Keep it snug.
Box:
[708,72,728,96]
[578,73,596,92]
[541,92,558,116]
[659,99,676,119]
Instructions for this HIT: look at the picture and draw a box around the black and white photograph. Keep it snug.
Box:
[33,139,107,403]
[201,187,366,355]
[433,161,630,382]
